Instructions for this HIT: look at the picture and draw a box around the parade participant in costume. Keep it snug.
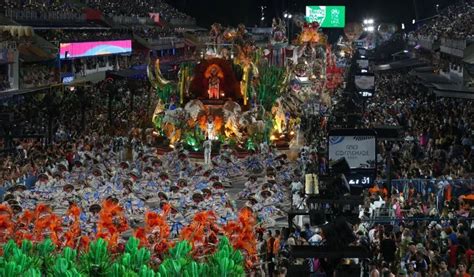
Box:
[52,169,67,188]
[82,204,101,236]
[157,172,171,190]
[10,184,30,207]
[60,184,78,207]
[239,176,260,199]
[194,171,211,190]
[206,116,215,140]
[142,165,155,181]
[204,139,212,166]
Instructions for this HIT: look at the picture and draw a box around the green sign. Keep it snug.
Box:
[305,6,346,28]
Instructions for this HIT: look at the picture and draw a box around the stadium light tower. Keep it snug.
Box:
[363,18,375,33]
[260,5,266,25]
[283,11,293,41]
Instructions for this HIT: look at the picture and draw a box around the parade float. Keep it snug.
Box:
[148,21,345,153]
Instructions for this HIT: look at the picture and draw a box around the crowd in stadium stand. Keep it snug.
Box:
[0,73,10,91]
[85,0,192,22]
[131,26,178,39]
[281,69,474,276]
[366,72,473,180]
[4,0,76,12]
[413,0,474,40]
[36,29,132,43]
[20,64,57,89]
[4,0,85,22]
[35,27,180,45]
[0,79,149,186]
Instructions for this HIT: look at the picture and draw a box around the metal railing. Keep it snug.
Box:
[374,178,474,202]
[111,15,153,25]
[440,37,467,50]
[168,18,196,27]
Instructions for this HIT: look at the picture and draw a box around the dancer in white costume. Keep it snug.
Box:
[203,139,212,165]
[206,117,215,140]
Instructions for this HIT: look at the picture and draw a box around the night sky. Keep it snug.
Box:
[168,0,451,28]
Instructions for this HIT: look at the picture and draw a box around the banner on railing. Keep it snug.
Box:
[149,13,160,25]
[83,8,103,21]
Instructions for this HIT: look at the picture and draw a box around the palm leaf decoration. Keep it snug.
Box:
[156,84,177,104]
[255,65,286,110]
[0,237,248,277]
[79,238,112,276]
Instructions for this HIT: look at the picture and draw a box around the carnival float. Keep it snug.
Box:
[149,20,345,153]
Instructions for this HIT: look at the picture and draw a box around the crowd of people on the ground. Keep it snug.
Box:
[280,66,474,275]
[413,0,474,40]
[0,79,145,186]
[367,72,473,180]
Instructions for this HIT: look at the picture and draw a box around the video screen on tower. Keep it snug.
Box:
[305,6,346,28]
[354,75,375,91]
[356,59,369,69]
[329,135,376,169]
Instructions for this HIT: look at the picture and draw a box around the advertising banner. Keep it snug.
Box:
[305,6,345,28]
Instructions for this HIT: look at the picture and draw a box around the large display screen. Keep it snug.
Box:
[356,59,369,69]
[60,40,132,59]
[355,75,375,91]
[329,135,376,169]
[305,6,345,28]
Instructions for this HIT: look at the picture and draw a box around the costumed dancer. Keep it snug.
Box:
[204,138,212,166]
[206,116,215,140]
